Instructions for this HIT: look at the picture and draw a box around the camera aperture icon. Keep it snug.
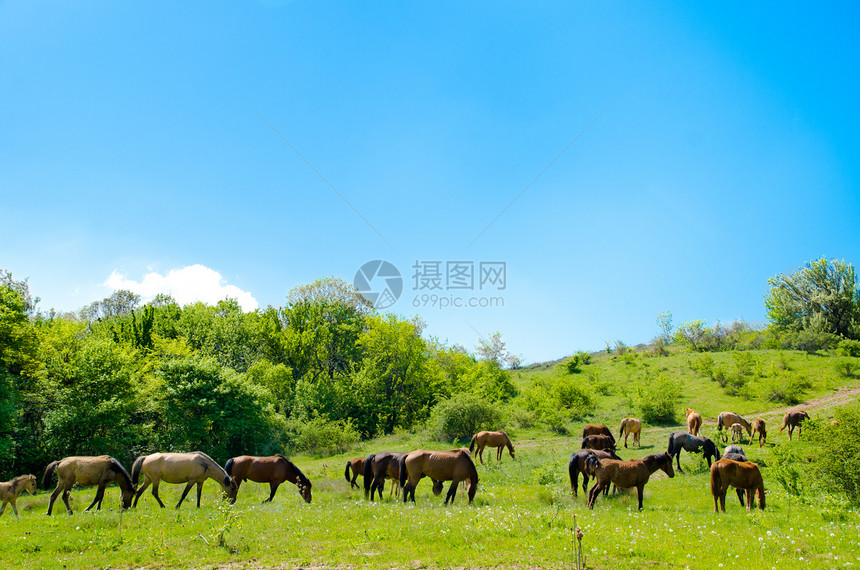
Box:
[354,260,403,309]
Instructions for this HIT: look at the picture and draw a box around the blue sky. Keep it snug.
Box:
[2,1,859,363]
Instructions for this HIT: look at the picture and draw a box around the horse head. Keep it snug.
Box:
[120,486,136,510]
[658,453,675,478]
[223,476,239,504]
[24,475,37,495]
[297,481,313,503]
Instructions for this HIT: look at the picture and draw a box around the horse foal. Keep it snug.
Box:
[750,418,766,447]
[0,475,37,518]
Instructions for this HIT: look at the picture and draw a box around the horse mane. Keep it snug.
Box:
[277,455,311,488]
[108,457,135,490]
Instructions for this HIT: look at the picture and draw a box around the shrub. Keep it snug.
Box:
[636,374,682,424]
[690,353,714,378]
[284,416,359,456]
[834,358,858,378]
[838,339,860,357]
[786,329,841,353]
[808,404,860,504]
[426,392,504,442]
[732,351,754,376]
[762,373,812,405]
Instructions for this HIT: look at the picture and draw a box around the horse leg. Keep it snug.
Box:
[587,482,603,509]
[62,488,73,515]
[149,481,165,508]
[195,481,204,507]
[636,485,644,510]
[134,478,150,507]
[497,446,502,462]
[86,484,107,511]
[735,488,745,507]
[175,482,194,508]
[47,485,63,516]
[478,445,484,464]
[746,489,754,510]
[445,482,458,505]
[675,452,684,474]
[264,482,279,503]
[11,501,19,519]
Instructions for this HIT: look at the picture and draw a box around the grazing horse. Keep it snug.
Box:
[582,424,615,444]
[568,449,621,498]
[730,423,745,443]
[469,431,515,464]
[364,452,406,501]
[344,457,365,490]
[400,449,478,505]
[225,455,311,503]
[750,418,767,447]
[685,408,703,436]
[581,434,616,452]
[585,452,674,510]
[618,417,642,448]
[780,410,810,441]
[710,458,765,512]
[717,412,751,442]
[720,445,749,506]
[132,452,237,508]
[43,456,136,516]
[0,475,37,518]
[667,432,720,473]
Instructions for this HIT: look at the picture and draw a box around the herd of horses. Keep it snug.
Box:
[0,410,812,518]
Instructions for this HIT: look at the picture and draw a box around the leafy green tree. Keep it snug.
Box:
[476,331,520,369]
[765,257,860,338]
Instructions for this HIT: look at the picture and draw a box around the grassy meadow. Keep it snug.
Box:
[1,348,859,569]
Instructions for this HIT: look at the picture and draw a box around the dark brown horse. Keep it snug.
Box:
[780,410,810,441]
[568,449,620,498]
[364,452,406,501]
[710,458,765,512]
[344,457,365,490]
[581,434,617,452]
[400,449,478,504]
[43,456,136,515]
[225,455,311,503]
[582,424,615,444]
[0,474,37,518]
[586,452,674,510]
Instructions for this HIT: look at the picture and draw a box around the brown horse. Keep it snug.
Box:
[43,456,136,515]
[132,452,237,508]
[717,412,751,442]
[225,455,311,503]
[568,449,620,498]
[780,410,810,441]
[618,417,642,448]
[344,457,365,490]
[0,474,37,518]
[750,418,766,447]
[685,408,703,436]
[582,424,615,444]
[585,452,674,510]
[581,434,616,452]
[364,452,406,501]
[710,458,765,512]
[400,449,478,504]
[469,431,515,464]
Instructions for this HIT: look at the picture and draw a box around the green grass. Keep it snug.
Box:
[2,348,859,568]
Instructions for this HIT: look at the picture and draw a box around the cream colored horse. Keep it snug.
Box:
[685,408,703,436]
[717,412,751,442]
[618,417,642,448]
[43,456,136,515]
[469,430,515,464]
[0,474,37,518]
[132,451,237,508]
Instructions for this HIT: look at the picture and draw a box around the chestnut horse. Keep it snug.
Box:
[618,417,642,448]
[0,474,37,518]
[225,455,311,503]
[717,412,751,442]
[43,456,136,515]
[585,452,674,510]
[568,449,620,498]
[581,434,616,452]
[750,418,767,447]
[582,424,615,444]
[710,458,765,512]
[469,431,515,464]
[364,452,406,501]
[780,410,810,441]
[344,457,365,490]
[685,408,702,436]
[400,449,478,504]
[132,451,237,508]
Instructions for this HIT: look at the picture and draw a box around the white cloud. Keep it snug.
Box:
[103,264,259,311]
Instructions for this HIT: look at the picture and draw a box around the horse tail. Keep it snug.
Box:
[131,456,145,486]
[363,454,375,498]
[398,455,409,489]
[709,461,720,496]
[469,434,477,453]
[779,415,788,432]
[42,461,58,490]
[618,419,625,440]
[225,458,234,477]
[344,461,352,483]
[667,432,675,455]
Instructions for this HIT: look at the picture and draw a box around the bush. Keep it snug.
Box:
[426,392,504,442]
[808,404,860,503]
[284,416,359,455]
[690,353,714,378]
[761,373,812,405]
[786,329,841,353]
[838,339,860,357]
[636,374,682,424]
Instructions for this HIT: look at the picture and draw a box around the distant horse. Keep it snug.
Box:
[225,455,311,503]
[132,452,237,508]
[581,434,617,452]
[43,456,136,516]
[710,458,765,512]
[730,423,745,443]
[400,449,478,504]
[582,425,615,444]
[717,412,751,442]
[685,408,703,436]
[364,452,406,501]
[750,418,767,447]
[585,452,674,510]
[618,417,642,448]
[469,431,515,464]
[780,410,810,441]
[568,449,620,498]
[0,474,37,518]
[667,432,720,472]
[344,457,365,490]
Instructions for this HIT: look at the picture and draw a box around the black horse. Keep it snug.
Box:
[667,431,720,473]
[568,449,620,498]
